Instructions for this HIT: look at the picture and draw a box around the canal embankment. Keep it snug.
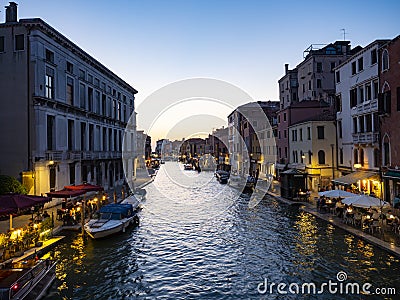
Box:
[265,188,400,258]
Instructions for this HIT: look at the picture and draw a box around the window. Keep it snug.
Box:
[94,78,100,87]
[317,126,324,139]
[278,131,281,139]
[302,84,305,93]
[67,61,73,73]
[380,90,391,114]
[318,150,325,164]
[366,84,372,101]
[397,87,400,111]
[359,116,364,133]
[373,149,379,167]
[79,83,86,109]
[365,114,372,132]
[102,94,106,116]
[371,49,377,65]
[339,148,343,165]
[66,77,74,105]
[292,130,297,141]
[283,113,286,121]
[358,57,363,72]
[88,87,93,111]
[95,90,100,114]
[351,61,356,75]
[350,88,357,107]
[103,127,107,151]
[0,36,4,52]
[330,62,336,71]
[308,80,311,90]
[316,62,322,73]
[384,142,390,166]
[307,127,311,140]
[278,115,280,123]
[335,94,342,112]
[47,115,55,150]
[338,120,342,138]
[45,67,55,99]
[285,147,288,158]
[45,49,54,63]
[336,71,340,83]
[299,128,303,141]
[67,120,74,151]
[382,50,389,71]
[353,118,358,134]
[80,122,86,151]
[358,86,364,104]
[89,124,94,151]
[88,74,93,84]
[79,69,85,80]
[373,81,379,99]
[308,151,312,164]
[15,34,24,51]
[317,79,322,88]
[113,100,117,119]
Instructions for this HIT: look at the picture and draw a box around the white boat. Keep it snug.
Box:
[0,258,56,300]
[84,203,139,239]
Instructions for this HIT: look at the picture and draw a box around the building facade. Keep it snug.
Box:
[379,35,400,203]
[334,40,389,197]
[0,3,138,195]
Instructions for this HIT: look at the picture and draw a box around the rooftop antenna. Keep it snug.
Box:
[341,28,346,41]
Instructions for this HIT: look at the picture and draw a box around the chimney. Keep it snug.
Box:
[5,2,18,23]
[285,64,289,74]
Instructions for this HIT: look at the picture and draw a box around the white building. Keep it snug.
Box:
[334,40,389,196]
[0,3,138,195]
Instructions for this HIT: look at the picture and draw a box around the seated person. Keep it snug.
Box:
[42,210,50,219]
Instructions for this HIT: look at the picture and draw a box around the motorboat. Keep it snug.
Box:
[184,164,193,170]
[215,170,230,184]
[0,258,56,300]
[84,203,139,239]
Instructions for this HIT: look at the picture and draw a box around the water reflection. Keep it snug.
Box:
[43,163,400,299]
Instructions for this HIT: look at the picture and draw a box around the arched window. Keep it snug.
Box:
[382,49,389,71]
[318,150,325,164]
[354,149,358,164]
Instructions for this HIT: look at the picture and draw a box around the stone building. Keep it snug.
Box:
[0,3,138,195]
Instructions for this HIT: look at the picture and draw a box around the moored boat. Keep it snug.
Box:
[84,203,138,239]
[0,258,56,300]
[215,170,230,184]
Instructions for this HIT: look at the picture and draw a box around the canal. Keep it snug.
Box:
[44,162,400,299]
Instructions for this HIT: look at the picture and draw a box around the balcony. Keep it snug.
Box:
[351,99,378,116]
[352,132,379,144]
[45,151,123,161]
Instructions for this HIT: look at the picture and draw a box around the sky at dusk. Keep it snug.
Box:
[5,0,400,141]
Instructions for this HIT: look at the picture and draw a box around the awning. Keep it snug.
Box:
[332,171,377,185]
[383,170,400,180]
[64,183,104,192]
[47,189,86,198]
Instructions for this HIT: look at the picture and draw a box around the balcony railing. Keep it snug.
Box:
[44,150,123,161]
[352,132,379,144]
[351,99,378,116]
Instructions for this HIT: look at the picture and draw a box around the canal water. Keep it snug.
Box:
[44,162,400,299]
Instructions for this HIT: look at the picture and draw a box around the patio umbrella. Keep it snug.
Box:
[341,194,389,208]
[318,190,357,198]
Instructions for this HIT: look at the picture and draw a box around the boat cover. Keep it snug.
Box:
[99,203,134,218]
